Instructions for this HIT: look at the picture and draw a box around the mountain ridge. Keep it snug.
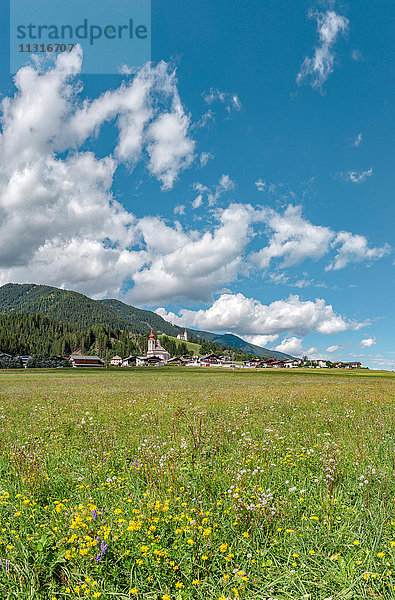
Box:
[0,283,292,360]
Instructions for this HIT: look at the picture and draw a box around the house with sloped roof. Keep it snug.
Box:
[199,353,222,366]
[110,355,123,366]
[70,355,104,367]
[122,355,138,367]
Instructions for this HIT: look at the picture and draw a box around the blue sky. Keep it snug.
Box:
[0,0,393,368]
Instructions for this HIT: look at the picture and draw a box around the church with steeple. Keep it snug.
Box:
[147,329,171,363]
[177,328,188,341]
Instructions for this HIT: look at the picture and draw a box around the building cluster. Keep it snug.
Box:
[107,353,362,369]
[108,352,240,368]
[0,329,363,370]
[242,357,362,369]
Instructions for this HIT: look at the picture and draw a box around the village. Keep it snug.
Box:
[0,328,363,370]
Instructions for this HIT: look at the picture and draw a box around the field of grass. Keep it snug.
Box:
[0,368,394,600]
[158,336,201,355]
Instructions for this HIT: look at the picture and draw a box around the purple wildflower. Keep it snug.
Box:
[91,509,98,522]
[95,542,108,562]
[5,559,9,575]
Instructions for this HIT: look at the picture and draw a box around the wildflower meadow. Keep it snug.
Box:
[0,367,394,600]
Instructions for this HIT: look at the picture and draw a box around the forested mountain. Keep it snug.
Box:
[0,283,292,359]
[0,283,154,332]
[98,298,182,336]
[0,313,146,357]
[0,283,185,336]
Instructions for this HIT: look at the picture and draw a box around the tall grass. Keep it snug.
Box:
[0,368,394,599]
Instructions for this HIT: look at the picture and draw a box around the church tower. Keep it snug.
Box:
[148,329,155,353]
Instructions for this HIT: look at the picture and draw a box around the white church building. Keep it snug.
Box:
[177,328,188,341]
[146,329,171,363]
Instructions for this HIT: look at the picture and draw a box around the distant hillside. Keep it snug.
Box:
[0,283,292,360]
[187,331,291,360]
[158,335,201,355]
[0,283,182,335]
[98,298,183,337]
[0,283,129,330]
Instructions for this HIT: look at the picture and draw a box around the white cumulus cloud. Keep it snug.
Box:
[126,203,255,305]
[241,334,279,347]
[360,337,376,347]
[251,205,333,269]
[203,88,242,113]
[199,151,214,167]
[146,107,195,190]
[297,10,349,91]
[251,205,389,273]
[173,204,185,215]
[192,174,235,208]
[272,337,317,357]
[156,293,360,338]
[0,49,389,306]
[326,344,342,353]
[340,168,373,183]
[0,49,195,297]
[327,232,390,271]
[255,178,266,192]
[353,133,363,147]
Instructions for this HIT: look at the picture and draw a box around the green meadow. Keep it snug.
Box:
[157,336,201,355]
[0,368,394,600]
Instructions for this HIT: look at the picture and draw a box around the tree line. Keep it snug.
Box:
[0,313,259,364]
[0,313,146,358]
